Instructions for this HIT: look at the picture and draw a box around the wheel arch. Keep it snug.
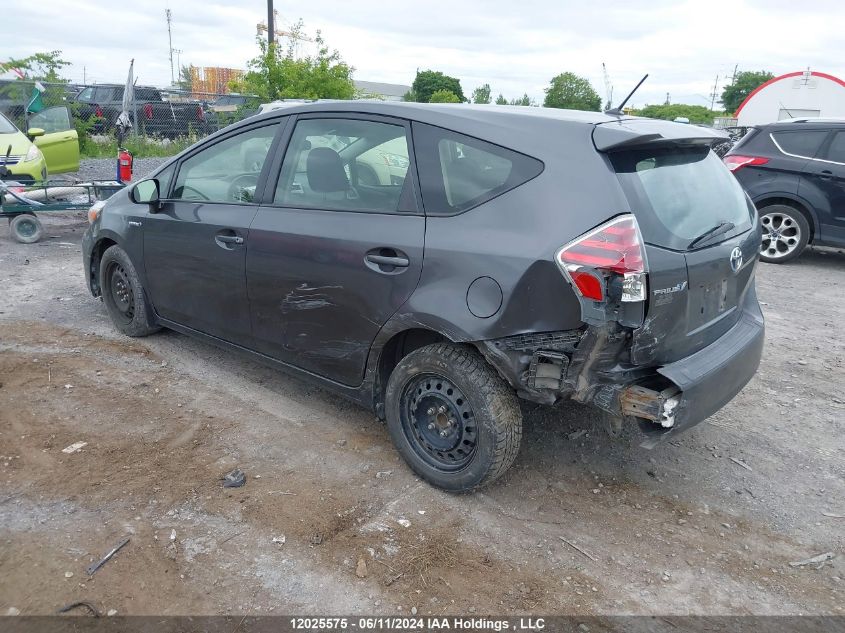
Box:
[88,234,120,297]
[368,327,454,419]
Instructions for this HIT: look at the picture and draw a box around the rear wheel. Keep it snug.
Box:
[758,204,810,263]
[99,245,160,337]
[9,213,43,244]
[384,343,522,492]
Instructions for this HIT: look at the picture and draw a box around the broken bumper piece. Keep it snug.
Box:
[652,301,765,435]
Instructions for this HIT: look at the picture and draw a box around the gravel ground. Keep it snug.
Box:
[0,214,843,616]
[72,157,169,183]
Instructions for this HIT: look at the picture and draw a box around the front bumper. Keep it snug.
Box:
[81,226,97,296]
[655,289,765,433]
[7,158,47,183]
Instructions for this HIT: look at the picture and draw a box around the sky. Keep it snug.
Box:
[5,0,845,108]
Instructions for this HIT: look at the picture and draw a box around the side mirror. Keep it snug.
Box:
[27,127,45,140]
[130,179,160,206]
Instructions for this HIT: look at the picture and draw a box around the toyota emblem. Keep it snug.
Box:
[729,247,743,274]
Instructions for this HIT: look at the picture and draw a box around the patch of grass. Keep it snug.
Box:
[80,134,197,159]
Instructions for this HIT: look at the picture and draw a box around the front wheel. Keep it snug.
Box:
[384,343,522,492]
[758,204,810,263]
[99,245,160,337]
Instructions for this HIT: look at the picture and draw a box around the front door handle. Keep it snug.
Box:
[819,170,833,180]
[366,254,409,268]
[215,231,244,249]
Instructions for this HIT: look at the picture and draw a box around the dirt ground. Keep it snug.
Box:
[0,213,843,616]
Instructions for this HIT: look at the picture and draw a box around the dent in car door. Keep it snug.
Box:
[29,106,80,174]
[247,115,424,386]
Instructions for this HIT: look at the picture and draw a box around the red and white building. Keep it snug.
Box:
[735,70,845,126]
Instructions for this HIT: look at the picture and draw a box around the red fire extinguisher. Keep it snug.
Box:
[117,148,133,184]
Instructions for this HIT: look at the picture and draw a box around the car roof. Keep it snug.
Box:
[765,118,845,130]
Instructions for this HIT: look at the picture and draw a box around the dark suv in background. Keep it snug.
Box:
[724,118,845,262]
[83,103,764,490]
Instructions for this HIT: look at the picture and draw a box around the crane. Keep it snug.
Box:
[602,63,614,111]
[257,10,314,45]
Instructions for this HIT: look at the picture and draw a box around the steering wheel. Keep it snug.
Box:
[178,185,210,201]
[228,173,259,203]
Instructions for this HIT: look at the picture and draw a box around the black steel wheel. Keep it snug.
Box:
[385,343,522,492]
[401,373,478,472]
[106,260,135,324]
[99,245,160,337]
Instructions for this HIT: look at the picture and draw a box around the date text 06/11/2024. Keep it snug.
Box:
[289,617,548,630]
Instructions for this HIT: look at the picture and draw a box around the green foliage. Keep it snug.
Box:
[634,103,724,124]
[472,84,491,104]
[178,65,194,92]
[402,90,417,102]
[79,133,196,159]
[543,72,601,111]
[721,70,775,114]
[6,51,70,83]
[495,94,508,105]
[232,22,355,101]
[410,70,465,103]
[509,93,533,106]
[429,89,461,103]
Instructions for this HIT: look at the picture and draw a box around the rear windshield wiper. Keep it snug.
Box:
[688,221,735,249]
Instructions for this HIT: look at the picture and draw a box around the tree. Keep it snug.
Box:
[472,83,491,104]
[635,103,723,125]
[233,23,355,102]
[177,65,195,92]
[721,70,775,114]
[5,51,70,83]
[411,70,465,103]
[509,93,533,106]
[495,94,508,105]
[429,89,461,103]
[543,72,601,111]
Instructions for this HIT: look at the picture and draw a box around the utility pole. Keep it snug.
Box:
[731,64,738,84]
[267,0,275,48]
[710,74,719,110]
[665,92,670,105]
[83,66,86,84]
[166,9,175,85]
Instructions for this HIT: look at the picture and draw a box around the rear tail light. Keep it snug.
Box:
[722,154,769,173]
[556,214,648,303]
[197,105,205,121]
[143,104,154,120]
[94,105,103,118]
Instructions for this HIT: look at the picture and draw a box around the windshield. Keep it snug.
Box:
[610,147,753,251]
[0,113,18,134]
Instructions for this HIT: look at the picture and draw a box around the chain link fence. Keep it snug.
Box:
[1,79,259,157]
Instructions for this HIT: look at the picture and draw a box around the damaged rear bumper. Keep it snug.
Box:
[477,290,764,441]
[655,297,764,432]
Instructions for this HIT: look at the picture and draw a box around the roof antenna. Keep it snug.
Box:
[605,74,648,116]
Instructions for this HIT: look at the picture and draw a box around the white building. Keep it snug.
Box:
[735,70,845,126]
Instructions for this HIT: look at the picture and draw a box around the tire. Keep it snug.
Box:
[99,245,160,337]
[384,342,522,492]
[9,213,43,244]
[758,204,810,263]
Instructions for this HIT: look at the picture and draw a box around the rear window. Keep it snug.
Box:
[771,130,827,158]
[611,147,753,251]
[413,122,543,215]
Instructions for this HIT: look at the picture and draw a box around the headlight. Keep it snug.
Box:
[24,144,43,163]
[88,200,106,224]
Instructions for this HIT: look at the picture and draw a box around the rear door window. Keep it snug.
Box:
[770,130,828,158]
[611,147,753,251]
[823,131,845,163]
[413,123,543,215]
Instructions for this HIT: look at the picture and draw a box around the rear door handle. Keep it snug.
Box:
[366,254,409,268]
[819,170,833,180]
[217,235,243,244]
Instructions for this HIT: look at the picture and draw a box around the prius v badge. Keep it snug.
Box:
[653,281,688,296]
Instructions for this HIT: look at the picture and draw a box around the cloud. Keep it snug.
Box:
[5,0,843,108]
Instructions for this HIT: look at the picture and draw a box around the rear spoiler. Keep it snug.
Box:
[592,117,729,152]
